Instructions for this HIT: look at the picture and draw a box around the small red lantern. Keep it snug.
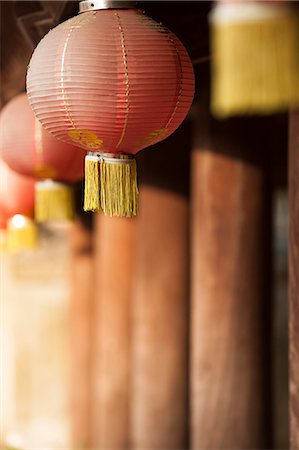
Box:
[0,93,85,222]
[0,210,7,230]
[0,209,8,251]
[27,2,195,217]
[0,159,37,251]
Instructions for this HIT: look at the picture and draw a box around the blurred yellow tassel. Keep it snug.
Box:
[0,229,7,252]
[7,215,37,252]
[100,154,138,218]
[210,3,299,117]
[83,153,101,212]
[35,180,74,222]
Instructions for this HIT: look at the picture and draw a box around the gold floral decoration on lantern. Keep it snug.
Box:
[68,129,104,150]
[34,165,57,179]
[141,127,168,146]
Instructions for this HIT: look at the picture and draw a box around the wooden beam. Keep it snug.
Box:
[289,109,299,450]
[131,124,191,449]
[91,214,136,449]
[191,100,272,449]
[70,218,94,449]
[131,188,189,449]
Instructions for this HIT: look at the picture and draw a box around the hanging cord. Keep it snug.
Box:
[192,55,211,65]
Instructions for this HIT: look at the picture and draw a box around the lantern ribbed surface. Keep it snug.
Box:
[26,9,195,154]
[0,94,85,182]
[0,159,35,218]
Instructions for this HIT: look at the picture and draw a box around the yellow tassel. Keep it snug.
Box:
[35,180,74,222]
[83,153,101,212]
[0,229,7,252]
[7,215,38,252]
[210,3,299,117]
[100,154,138,218]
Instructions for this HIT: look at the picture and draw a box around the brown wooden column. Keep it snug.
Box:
[191,95,272,448]
[289,109,299,450]
[131,124,191,450]
[91,214,136,449]
[70,217,94,449]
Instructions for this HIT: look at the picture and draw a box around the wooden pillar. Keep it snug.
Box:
[289,109,299,450]
[70,217,94,449]
[191,102,272,449]
[131,124,191,450]
[91,214,136,449]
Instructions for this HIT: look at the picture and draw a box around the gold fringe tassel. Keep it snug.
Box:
[7,215,38,252]
[35,180,74,222]
[0,229,7,252]
[100,155,138,218]
[210,3,299,117]
[84,153,101,212]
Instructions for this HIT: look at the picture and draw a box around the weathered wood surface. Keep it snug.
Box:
[131,125,191,450]
[289,109,299,450]
[131,188,189,450]
[91,214,136,449]
[191,99,272,449]
[70,218,94,449]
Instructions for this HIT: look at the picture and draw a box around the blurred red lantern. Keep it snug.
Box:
[0,159,37,251]
[0,210,7,230]
[0,210,7,252]
[0,159,35,217]
[0,209,8,251]
[0,93,85,222]
[27,3,195,217]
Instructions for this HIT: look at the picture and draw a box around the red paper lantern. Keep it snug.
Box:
[27,3,195,217]
[0,93,85,222]
[0,159,37,251]
[0,93,84,182]
[0,210,8,251]
[0,159,35,217]
[0,210,7,230]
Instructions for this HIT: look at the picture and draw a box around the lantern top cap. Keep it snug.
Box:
[79,0,140,13]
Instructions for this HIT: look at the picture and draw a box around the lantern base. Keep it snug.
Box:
[35,180,74,222]
[100,154,138,218]
[84,153,101,212]
[7,215,38,252]
[210,3,299,117]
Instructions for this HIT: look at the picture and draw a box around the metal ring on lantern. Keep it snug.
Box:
[79,0,140,13]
